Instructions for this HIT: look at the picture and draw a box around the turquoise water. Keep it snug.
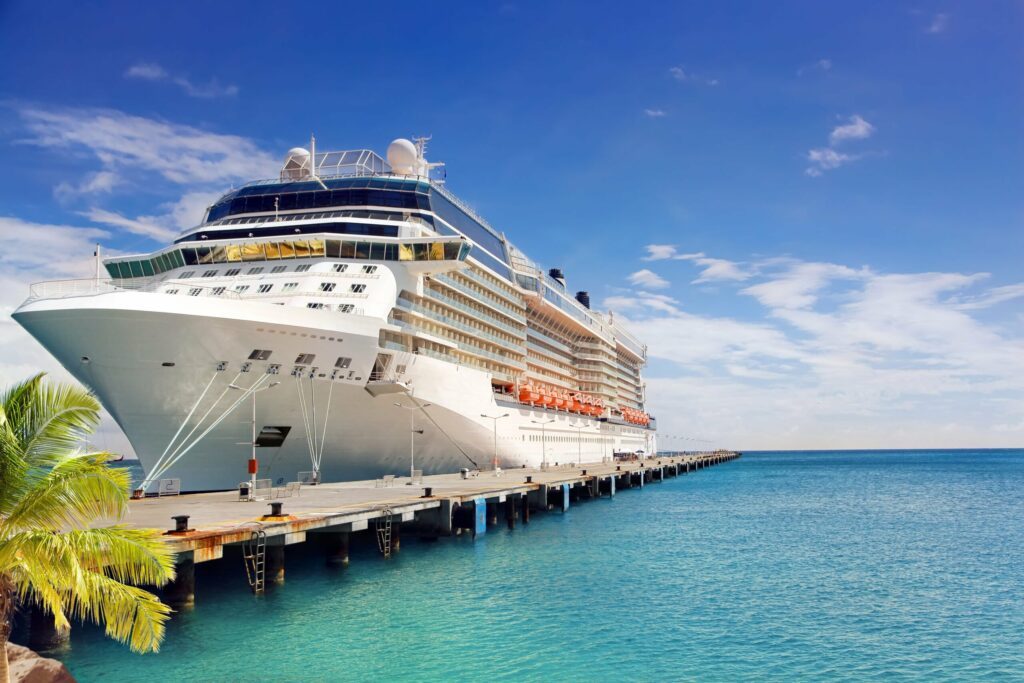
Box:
[55,450,1024,681]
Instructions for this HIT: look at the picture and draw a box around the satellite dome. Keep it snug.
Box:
[281,147,310,180]
[387,138,419,175]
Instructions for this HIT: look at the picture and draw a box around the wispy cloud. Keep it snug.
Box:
[18,105,277,187]
[829,115,875,144]
[608,250,1024,449]
[805,114,875,177]
[79,208,178,242]
[125,61,239,98]
[676,252,752,283]
[644,108,667,118]
[628,269,670,289]
[668,65,719,86]
[641,245,750,282]
[925,12,949,34]
[950,283,1024,310]
[805,148,856,176]
[643,244,680,261]
[797,58,833,76]
[54,170,120,200]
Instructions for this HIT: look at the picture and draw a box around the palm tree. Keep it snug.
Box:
[0,374,175,682]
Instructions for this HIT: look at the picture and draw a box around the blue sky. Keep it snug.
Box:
[0,1,1021,450]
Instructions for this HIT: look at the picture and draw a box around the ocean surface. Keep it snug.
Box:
[53,450,1024,681]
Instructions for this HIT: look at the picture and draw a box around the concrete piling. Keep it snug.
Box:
[265,542,285,584]
[325,531,350,566]
[163,552,196,609]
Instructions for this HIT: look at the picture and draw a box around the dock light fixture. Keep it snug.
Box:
[568,420,589,466]
[395,400,431,483]
[531,418,555,469]
[229,380,280,500]
[481,413,509,475]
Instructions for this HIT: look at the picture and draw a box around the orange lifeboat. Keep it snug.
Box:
[518,384,540,404]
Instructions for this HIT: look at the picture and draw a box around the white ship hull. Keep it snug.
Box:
[14,292,653,491]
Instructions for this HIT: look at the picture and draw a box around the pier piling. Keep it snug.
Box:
[163,552,196,609]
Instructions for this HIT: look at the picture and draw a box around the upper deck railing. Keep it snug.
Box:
[25,278,241,302]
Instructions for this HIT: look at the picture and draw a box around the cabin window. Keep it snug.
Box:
[257,284,273,293]
[248,349,272,361]
[282,282,298,292]
[335,357,352,369]
[333,264,348,273]
[271,265,287,273]
[225,268,241,276]
[351,284,366,293]
[202,270,218,278]
[319,282,335,292]
[296,264,312,272]
[295,353,315,365]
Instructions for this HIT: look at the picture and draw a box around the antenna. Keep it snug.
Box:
[308,133,328,190]
[412,135,445,181]
[94,243,101,280]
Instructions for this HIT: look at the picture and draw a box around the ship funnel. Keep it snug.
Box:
[575,291,590,309]
[548,268,566,288]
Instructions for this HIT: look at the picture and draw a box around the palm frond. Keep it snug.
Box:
[0,452,130,533]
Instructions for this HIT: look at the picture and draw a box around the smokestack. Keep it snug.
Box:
[575,291,590,309]
[548,268,565,288]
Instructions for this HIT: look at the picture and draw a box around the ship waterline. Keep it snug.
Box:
[13,137,656,491]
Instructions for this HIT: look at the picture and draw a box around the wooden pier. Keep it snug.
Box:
[130,451,740,609]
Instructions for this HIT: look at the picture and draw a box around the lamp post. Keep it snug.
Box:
[229,381,280,500]
[531,418,555,469]
[395,400,431,482]
[481,413,509,474]
[569,420,587,466]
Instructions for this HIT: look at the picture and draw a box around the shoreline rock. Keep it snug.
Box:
[6,643,76,683]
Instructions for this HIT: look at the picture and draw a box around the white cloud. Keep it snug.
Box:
[80,208,178,243]
[125,61,239,98]
[54,170,121,200]
[804,115,876,176]
[926,12,949,34]
[124,63,168,80]
[605,291,681,315]
[0,217,136,457]
[643,244,679,261]
[675,252,751,283]
[742,262,863,309]
[668,65,718,86]
[628,269,670,289]
[798,59,833,76]
[18,105,277,186]
[951,283,1024,310]
[621,251,1024,449]
[830,115,875,145]
[644,109,667,118]
[805,147,855,176]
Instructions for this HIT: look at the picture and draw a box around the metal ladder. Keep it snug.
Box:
[375,506,393,559]
[243,527,267,594]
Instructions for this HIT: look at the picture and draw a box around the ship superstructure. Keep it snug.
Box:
[14,138,656,492]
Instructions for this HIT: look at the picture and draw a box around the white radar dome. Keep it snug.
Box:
[387,138,419,175]
[281,147,310,180]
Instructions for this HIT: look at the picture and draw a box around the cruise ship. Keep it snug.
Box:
[14,138,656,492]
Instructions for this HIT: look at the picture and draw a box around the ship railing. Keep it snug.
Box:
[25,277,241,302]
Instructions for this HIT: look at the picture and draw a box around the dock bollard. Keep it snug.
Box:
[269,502,283,516]
[526,475,533,483]
[171,515,190,533]
[422,487,433,498]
